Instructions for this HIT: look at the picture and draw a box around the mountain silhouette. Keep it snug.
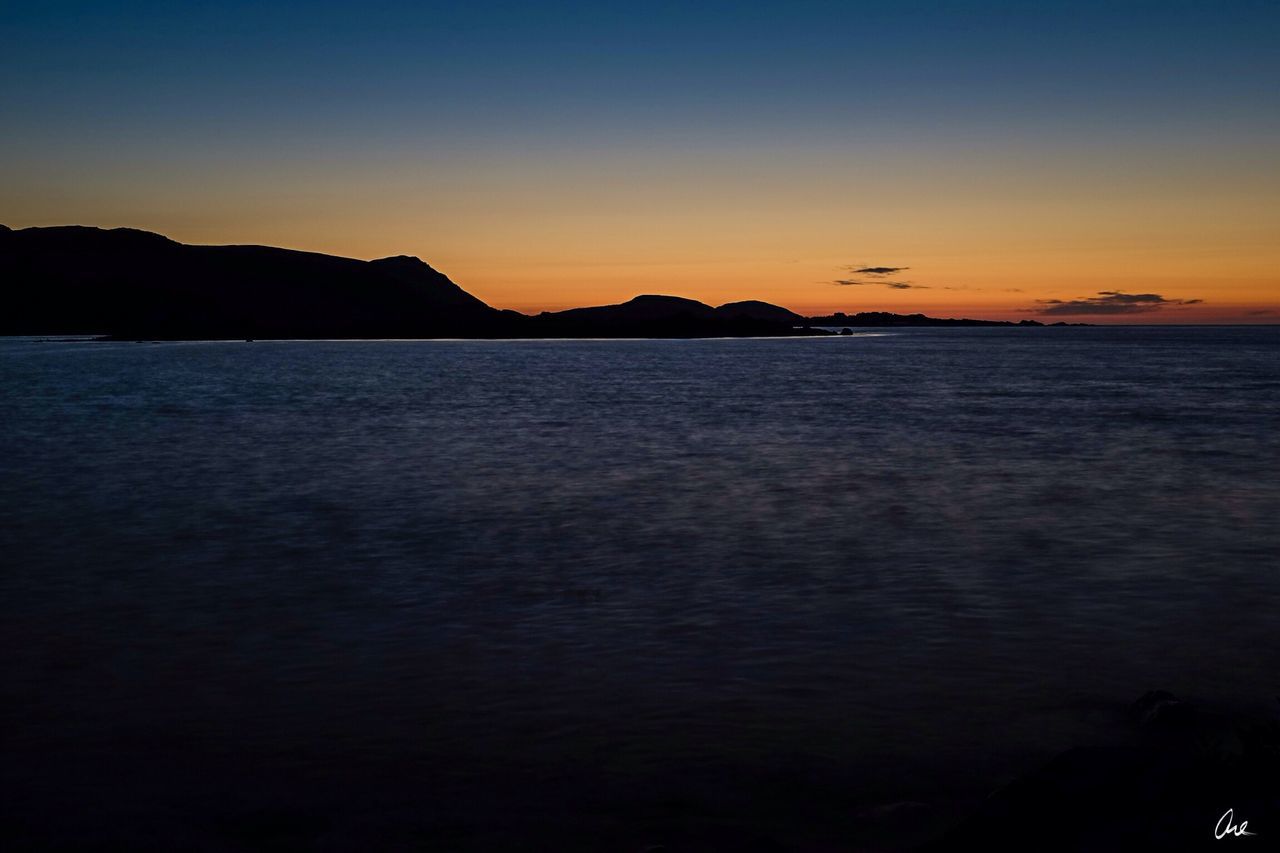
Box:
[809,310,1057,328]
[529,295,815,337]
[0,225,1057,338]
[715,300,805,324]
[0,225,522,339]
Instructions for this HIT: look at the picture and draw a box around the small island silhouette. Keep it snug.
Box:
[1,225,1077,339]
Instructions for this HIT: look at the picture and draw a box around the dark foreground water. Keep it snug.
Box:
[2,327,1279,850]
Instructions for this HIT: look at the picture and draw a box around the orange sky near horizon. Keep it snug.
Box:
[8,137,1274,323]
[7,213,1273,323]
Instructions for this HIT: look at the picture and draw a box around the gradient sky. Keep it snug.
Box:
[3,1,1278,321]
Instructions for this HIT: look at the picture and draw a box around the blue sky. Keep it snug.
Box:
[6,1,1276,143]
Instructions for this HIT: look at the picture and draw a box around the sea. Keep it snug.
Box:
[2,326,1278,850]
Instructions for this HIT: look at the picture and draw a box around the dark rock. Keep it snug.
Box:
[1130,689,1190,730]
[928,692,1280,851]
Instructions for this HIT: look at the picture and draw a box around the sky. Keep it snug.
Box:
[2,1,1278,321]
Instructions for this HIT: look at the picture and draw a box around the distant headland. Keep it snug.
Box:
[1,225,1080,339]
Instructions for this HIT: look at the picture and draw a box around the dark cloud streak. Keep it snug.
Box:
[1033,291,1204,316]
[832,278,926,289]
[851,265,909,275]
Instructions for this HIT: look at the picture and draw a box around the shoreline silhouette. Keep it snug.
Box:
[1,225,1081,340]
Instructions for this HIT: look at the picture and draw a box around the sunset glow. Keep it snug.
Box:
[3,1,1277,322]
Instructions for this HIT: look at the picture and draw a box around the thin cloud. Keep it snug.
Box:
[850,265,909,276]
[1032,291,1204,316]
[833,278,927,289]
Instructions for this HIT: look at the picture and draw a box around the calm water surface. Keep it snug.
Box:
[2,327,1278,848]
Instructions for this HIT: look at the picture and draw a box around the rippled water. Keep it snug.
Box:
[3,327,1279,849]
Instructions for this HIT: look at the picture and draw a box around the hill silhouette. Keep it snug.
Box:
[1,225,1053,338]
[530,295,816,337]
[810,310,1055,328]
[0,225,527,339]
